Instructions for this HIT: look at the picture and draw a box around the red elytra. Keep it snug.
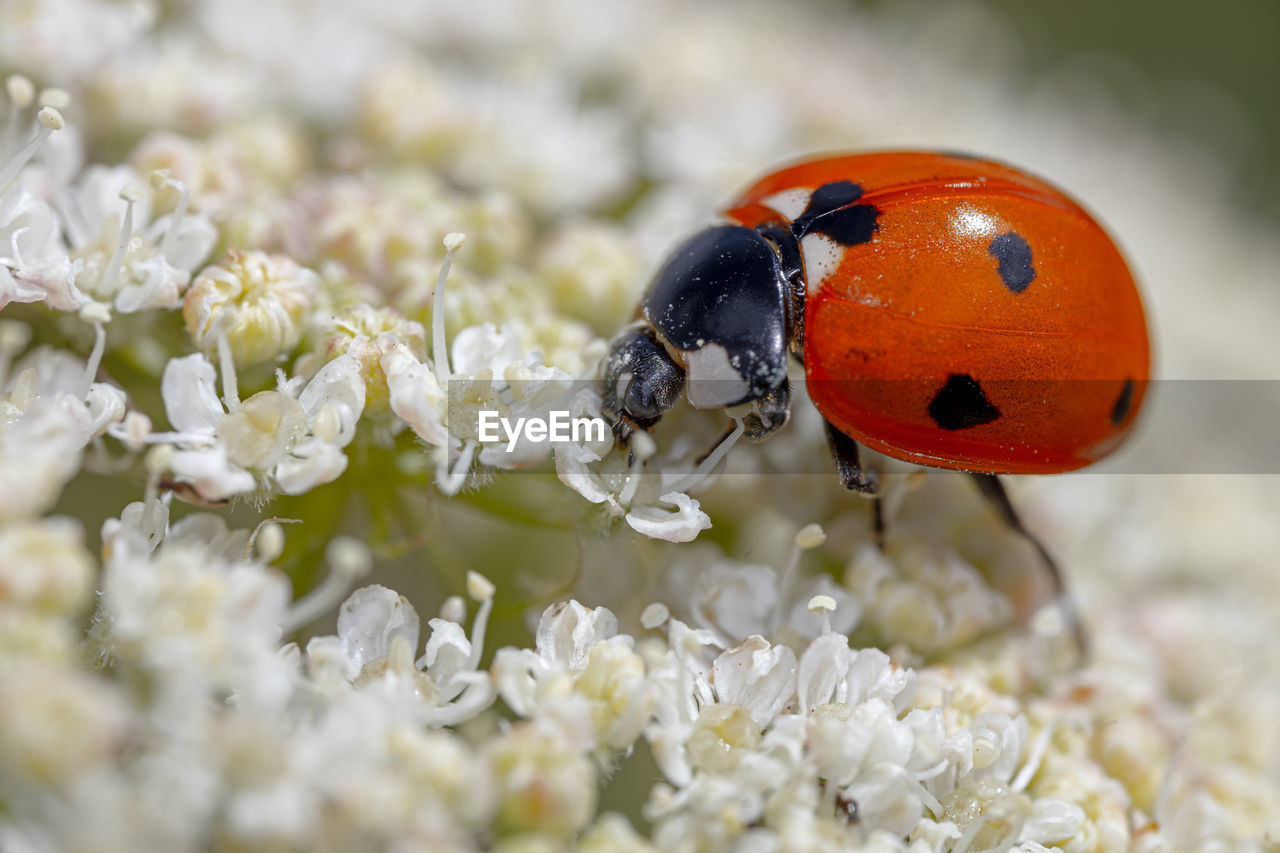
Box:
[725,152,1150,474]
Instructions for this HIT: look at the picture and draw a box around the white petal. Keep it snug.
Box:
[449,322,522,376]
[273,437,348,495]
[0,184,65,268]
[796,633,851,713]
[114,255,189,312]
[0,266,46,308]
[553,441,615,505]
[146,211,218,272]
[625,491,711,542]
[298,353,366,441]
[10,346,85,396]
[70,165,152,243]
[168,445,256,500]
[845,647,917,712]
[489,646,544,717]
[421,617,473,686]
[84,383,126,436]
[11,259,88,311]
[534,600,618,671]
[105,499,169,555]
[336,584,421,669]
[690,561,777,642]
[1019,800,1085,845]
[0,395,91,520]
[712,635,798,728]
[161,354,224,435]
[787,575,861,638]
[381,337,452,447]
[305,634,359,682]
[166,512,248,560]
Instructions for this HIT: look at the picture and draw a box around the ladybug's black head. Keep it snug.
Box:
[601,224,794,442]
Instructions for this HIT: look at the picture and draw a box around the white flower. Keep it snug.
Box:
[155,351,365,500]
[493,601,652,755]
[1018,800,1086,846]
[384,320,577,491]
[485,721,598,836]
[0,516,95,616]
[382,332,451,448]
[97,510,290,688]
[845,543,1011,653]
[183,250,317,366]
[665,543,860,648]
[0,0,154,79]
[535,600,619,672]
[711,636,797,729]
[56,165,218,314]
[336,585,420,670]
[452,78,630,214]
[552,389,619,505]
[0,339,124,521]
[625,491,712,543]
[0,183,85,311]
[795,631,850,715]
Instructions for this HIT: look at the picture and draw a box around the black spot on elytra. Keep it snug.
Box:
[927,374,1002,431]
[806,180,864,215]
[791,181,879,247]
[988,231,1036,293]
[811,204,880,246]
[1110,379,1134,426]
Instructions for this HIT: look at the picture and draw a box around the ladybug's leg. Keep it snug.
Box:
[969,473,1086,652]
[694,422,741,466]
[822,420,885,546]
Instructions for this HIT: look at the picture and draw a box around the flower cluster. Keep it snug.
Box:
[2,0,1278,849]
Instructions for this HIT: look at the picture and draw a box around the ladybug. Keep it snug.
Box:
[602,152,1150,636]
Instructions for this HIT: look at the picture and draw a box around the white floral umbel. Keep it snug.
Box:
[383,233,714,542]
[2,0,1279,848]
[154,348,365,500]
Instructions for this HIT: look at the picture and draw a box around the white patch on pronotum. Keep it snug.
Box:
[761,187,813,222]
[683,343,750,409]
[800,232,844,292]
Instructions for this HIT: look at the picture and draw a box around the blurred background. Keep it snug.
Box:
[858,0,1280,222]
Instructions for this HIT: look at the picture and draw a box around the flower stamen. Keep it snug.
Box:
[99,185,143,297]
[216,327,241,411]
[284,536,374,632]
[464,570,495,671]
[150,169,190,259]
[76,303,112,400]
[432,232,466,385]
[775,523,826,631]
[807,593,837,636]
[2,75,35,160]
[0,106,63,191]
